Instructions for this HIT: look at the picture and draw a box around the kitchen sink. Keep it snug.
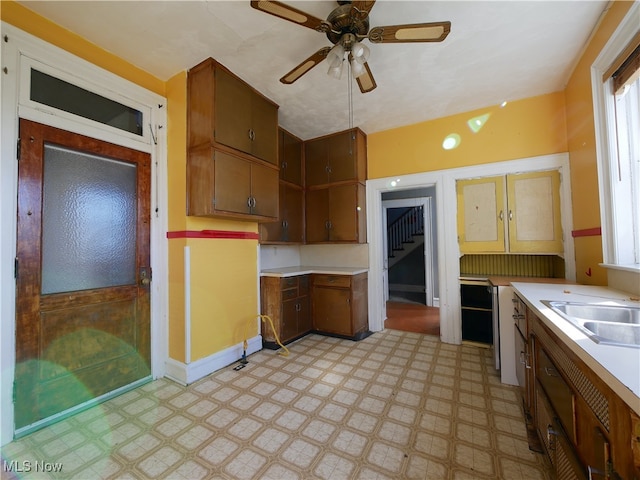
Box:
[541,300,640,348]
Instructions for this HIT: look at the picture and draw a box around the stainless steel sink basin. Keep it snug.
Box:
[541,300,640,348]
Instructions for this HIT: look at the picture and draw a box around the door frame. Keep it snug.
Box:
[382,197,435,307]
[366,153,576,345]
[1,23,168,444]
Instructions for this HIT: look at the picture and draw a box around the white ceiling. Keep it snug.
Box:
[19,0,609,140]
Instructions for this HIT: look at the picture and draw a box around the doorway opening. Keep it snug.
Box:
[381,188,439,336]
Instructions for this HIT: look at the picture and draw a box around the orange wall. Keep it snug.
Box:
[563,0,634,286]
[368,92,567,179]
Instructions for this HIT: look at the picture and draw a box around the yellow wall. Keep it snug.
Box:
[368,92,567,179]
[3,0,634,364]
[0,1,164,96]
[563,0,634,286]
[3,0,260,365]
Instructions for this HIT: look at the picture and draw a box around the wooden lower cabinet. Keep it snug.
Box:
[312,273,368,339]
[260,275,310,348]
[517,293,640,479]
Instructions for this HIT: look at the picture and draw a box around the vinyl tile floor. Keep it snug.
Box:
[1,330,553,479]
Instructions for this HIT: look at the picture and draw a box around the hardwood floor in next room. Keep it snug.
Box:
[385,302,440,337]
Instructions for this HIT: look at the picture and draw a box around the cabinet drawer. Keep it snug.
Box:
[313,274,351,288]
[281,288,298,301]
[281,277,298,290]
[537,347,575,437]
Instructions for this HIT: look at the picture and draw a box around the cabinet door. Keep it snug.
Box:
[214,150,251,215]
[507,170,563,253]
[281,298,299,342]
[280,129,303,185]
[250,162,279,218]
[312,286,351,336]
[326,130,357,183]
[329,184,364,242]
[259,184,286,243]
[283,185,304,243]
[297,295,311,334]
[457,176,506,252]
[251,93,278,165]
[306,188,330,242]
[305,138,329,186]
[214,67,252,154]
[186,147,215,216]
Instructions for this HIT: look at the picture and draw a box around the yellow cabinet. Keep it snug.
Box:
[457,170,563,254]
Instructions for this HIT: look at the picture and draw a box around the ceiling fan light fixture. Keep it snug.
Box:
[351,41,370,64]
[326,43,345,68]
[350,56,366,78]
[327,60,344,79]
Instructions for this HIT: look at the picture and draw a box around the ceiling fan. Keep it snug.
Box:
[250,0,451,93]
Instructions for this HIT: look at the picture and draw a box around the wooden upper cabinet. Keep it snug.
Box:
[187,147,278,220]
[259,183,304,243]
[306,183,366,243]
[186,58,279,221]
[457,170,563,254]
[188,58,278,165]
[305,128,366,187]
[280,128,303,186]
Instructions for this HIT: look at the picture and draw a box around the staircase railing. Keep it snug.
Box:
[388,206,424,258]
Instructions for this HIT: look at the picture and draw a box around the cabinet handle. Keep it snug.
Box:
[520,351,531,369]
[509,210,513,221]
[252,197,257,208]
[547,425,558,451]
[248,129,255,141]
[325,220,333,230]
[247,197,252,208]
[587,466,607,480]
[282,220,289,229]
[499,210,504,221]
[512,314,525,320]
[281,161,287,170]
[544,366,558,377]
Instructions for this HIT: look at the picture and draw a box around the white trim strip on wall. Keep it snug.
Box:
[185,246,191,365]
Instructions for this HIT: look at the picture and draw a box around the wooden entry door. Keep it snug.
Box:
[15,119,151,430]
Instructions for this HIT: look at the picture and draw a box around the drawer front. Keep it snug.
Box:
[281,277,298,289]
[537,347,575,437]
[313,274,351,288]
[281,288,298,301]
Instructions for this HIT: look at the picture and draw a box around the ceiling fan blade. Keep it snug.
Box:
[250,1,328,32]
[355,62,377,93]
[368,21,451,43]
[280,47,332,85]
[350,1,376,21]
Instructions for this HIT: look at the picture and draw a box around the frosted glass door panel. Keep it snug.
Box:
[41,144,137,294]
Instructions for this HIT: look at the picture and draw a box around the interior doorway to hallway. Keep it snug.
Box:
[381,187,439,336]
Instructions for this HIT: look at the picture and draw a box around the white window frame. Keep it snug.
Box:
[591,2,640,272]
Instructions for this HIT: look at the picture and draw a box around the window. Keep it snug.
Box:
[592,4,640,270]
[30,69,143,136]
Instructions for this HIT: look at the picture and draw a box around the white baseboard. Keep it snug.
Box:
[164,335,262,385]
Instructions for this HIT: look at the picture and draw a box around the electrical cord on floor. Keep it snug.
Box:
[240,314,289,367]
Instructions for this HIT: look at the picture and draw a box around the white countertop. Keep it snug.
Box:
[260,266,368,277]
[511,282,640,415]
